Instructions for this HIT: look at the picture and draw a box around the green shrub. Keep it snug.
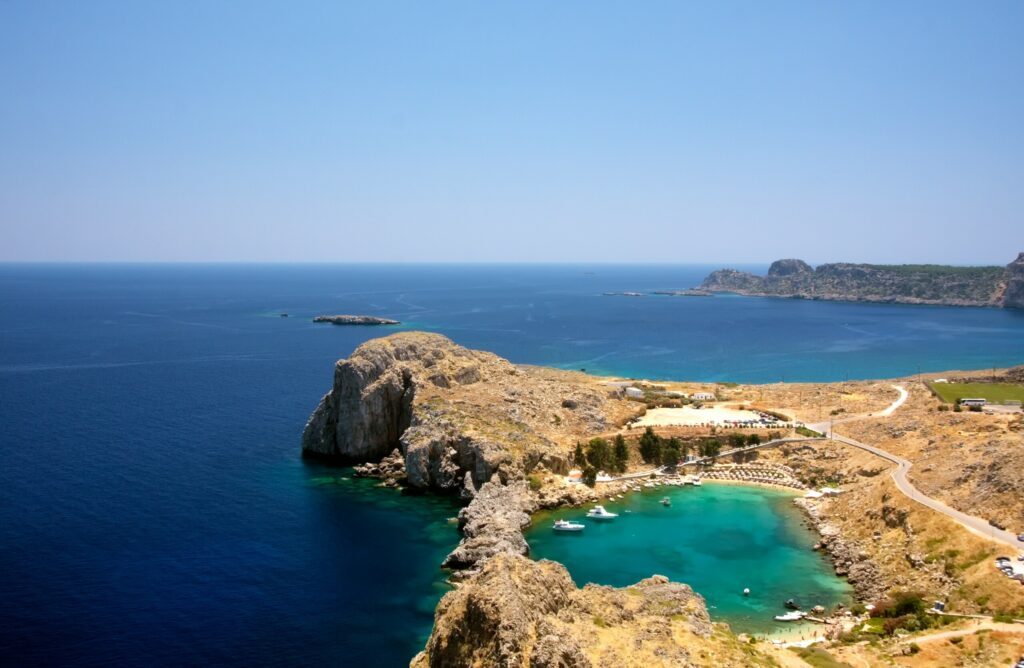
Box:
[527,474,543,492]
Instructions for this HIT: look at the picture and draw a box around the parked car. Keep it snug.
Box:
[1017,533,1024,542]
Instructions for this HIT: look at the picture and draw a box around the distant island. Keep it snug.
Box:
[651,289,712,297]
[312,315,400,326]
[699,252,1024,308]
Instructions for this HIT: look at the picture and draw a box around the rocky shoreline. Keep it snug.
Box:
[795,497,886,602]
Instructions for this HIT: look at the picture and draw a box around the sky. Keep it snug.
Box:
[1,1,1022,264]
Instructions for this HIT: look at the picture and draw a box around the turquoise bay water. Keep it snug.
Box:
[526,484,851,635]
[1,264,1020,666]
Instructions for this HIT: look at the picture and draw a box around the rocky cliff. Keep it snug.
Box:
[302,332,633,491]
[1004,252,1024,309]
[700,255,1023,308]
[412,553,772,668]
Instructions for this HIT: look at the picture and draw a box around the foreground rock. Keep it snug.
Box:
[700,254,1023,308]
[312,314,400,325]
[412,554,769,668]
[302,332,632,490]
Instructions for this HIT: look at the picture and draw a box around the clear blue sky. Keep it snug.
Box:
[1,1,1022,264]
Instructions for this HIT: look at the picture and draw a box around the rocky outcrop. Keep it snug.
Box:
[413,554,762,668]
[312,315,400,325]
[767,258,813,278]
[302,332,629,491]
[442,478,536,572]
[1004,252,1024,309]
[700,254,1023,308]
[352,448,406,487]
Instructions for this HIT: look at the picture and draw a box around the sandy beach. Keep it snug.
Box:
[633,405,784,428]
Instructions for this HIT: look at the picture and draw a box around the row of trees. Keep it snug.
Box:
[573,435,630,486]
[638,427,688,467]
[573,428,773,486]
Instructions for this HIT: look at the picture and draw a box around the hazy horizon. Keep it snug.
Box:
[0,258,1018,268]
[3,2,1022,264]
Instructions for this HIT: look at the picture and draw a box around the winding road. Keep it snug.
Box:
[809,385,1023,552]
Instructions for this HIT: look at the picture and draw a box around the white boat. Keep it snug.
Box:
[553,519,585,532]
[586,505,618,520]
[692,478,702,486]
[773,611,806,622]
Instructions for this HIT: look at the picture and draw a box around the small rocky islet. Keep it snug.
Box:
[312,314,400,325]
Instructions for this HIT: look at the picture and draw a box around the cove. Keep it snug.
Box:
[525,483,851,636]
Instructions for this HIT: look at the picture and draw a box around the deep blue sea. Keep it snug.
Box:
[2,264,1022,666]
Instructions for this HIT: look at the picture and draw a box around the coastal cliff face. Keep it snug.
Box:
[412,553,772,668]
[302,332,633,491]
[700,255,1023,307]
[1004,252,1024,309]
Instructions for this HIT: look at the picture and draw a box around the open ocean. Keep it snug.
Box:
[2,264,1022,666]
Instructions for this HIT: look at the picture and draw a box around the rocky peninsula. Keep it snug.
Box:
[699,252,1024,308]
[303,333,1024,666]
[312,314,400,325]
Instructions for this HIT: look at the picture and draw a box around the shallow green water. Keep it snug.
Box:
[525,483,851,635]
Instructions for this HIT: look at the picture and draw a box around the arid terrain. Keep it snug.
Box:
[304,332,1024,667]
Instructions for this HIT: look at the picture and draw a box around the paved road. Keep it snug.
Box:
[810,385,1023,552]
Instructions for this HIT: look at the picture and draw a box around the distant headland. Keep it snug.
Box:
[312,315,400,326]
[699,252,1024,309]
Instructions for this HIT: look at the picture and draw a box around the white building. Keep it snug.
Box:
[625,387,644,399]
[692,392,716,401]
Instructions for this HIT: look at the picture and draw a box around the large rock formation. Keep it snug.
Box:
[302,332,630,491]
[412,554,768,668]
[700,254,1024,308]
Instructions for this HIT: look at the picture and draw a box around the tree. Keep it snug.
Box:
[573,442,586,467]
[586,437,611,471]
[747,433,761,446]
[700,438,721,460]
[638,427,662,464]
[662,437,681,468]
[582,466,597,487]
[728,433,746,449]
[613,434,629,473]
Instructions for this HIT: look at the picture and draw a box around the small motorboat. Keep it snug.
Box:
[743,588,750,596]
[773,611,806,622]
[586,505,619,520]
[553,519,585,532]
[784,599,800,610]
[660,497,671,506]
